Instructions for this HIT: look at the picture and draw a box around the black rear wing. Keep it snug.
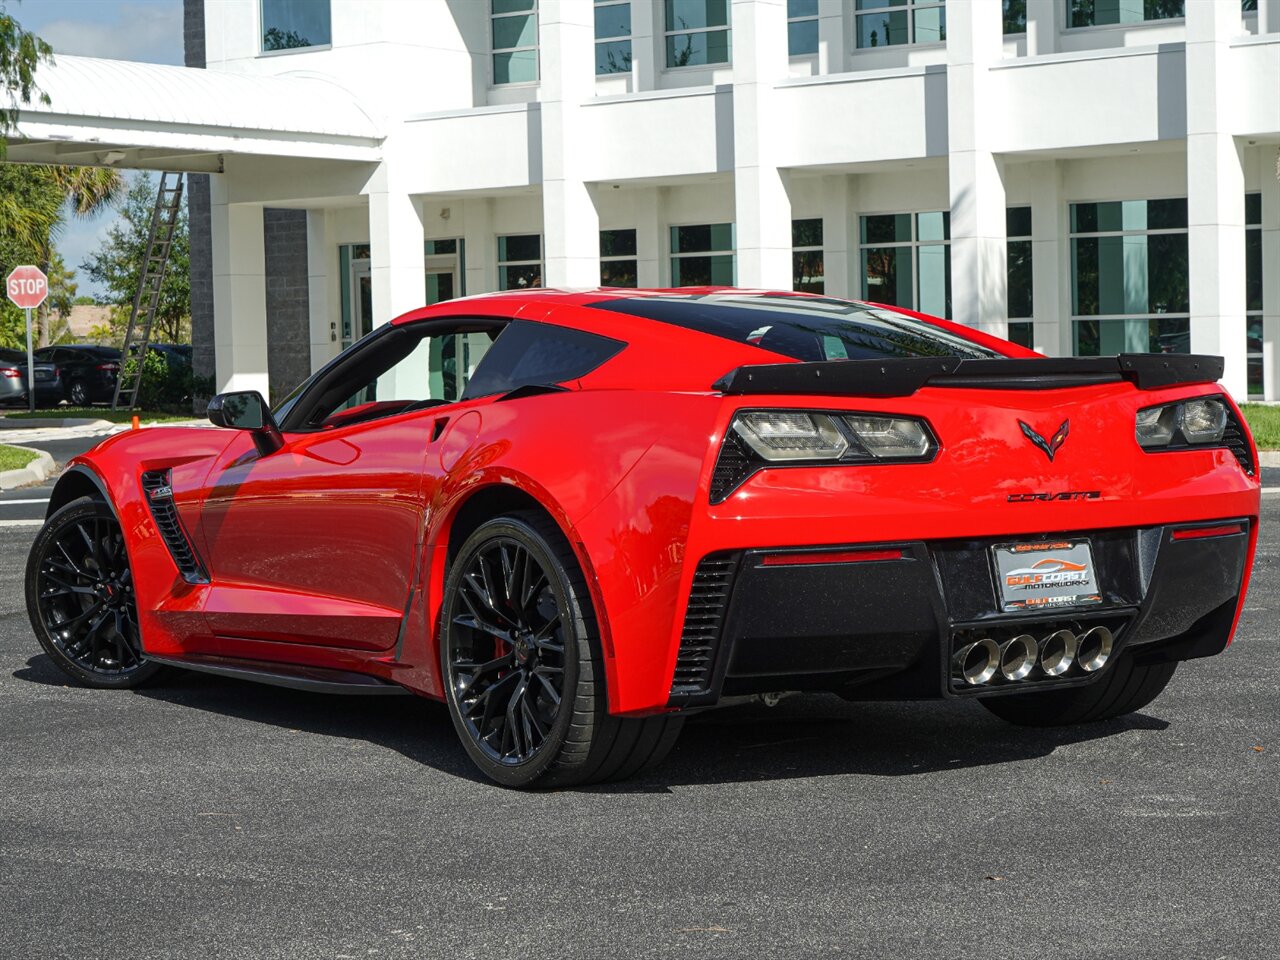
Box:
[712,354,1224,398]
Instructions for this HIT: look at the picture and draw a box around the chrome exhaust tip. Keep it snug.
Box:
[1039,629,1079,677]
[1076,626,1114,673]
[954,638,1001,686]
[999,634,1039,682]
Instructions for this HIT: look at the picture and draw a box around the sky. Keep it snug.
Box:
[10,0,185,298]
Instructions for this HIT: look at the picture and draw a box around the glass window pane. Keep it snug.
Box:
[793,251,825,293]
[1246,228,1263,313]
[1007,321,1034,349]
[1008,239,1033,319]
[424,239,457,256]
[861,213,912,244]
[1006,206,1032,238]
[672,223,732,253]
[493,13,537,49]
[856,0,895,9]
[596,39,632,73]
[856,9,908,47]
[666,28,731,66]
[665,0,730,30]
[601,259,638,287]
[788,18,819,55]
[261,0,332,50]
[1146,198,1187,230]
[917,243,951,318]
[601,229,637,257]
[493,0,535,14]
[1146,233,1189,314]
[595,3,631,38]
[499,234,541,262]
[862,246,911,308]
[494,50,538,83]
[1150,317,1189,354]
[913,4,946,43]
[500,263,542,290]
[1249,356,1263,397]
[672,254,735,286]
[1245,192,1262,226]
[1003,0,1027,33]
[1247,316,1263,352]
[916,210,949,242]
[792,218,823,247]
[788,0,819,17]
[1070,202,1097,235]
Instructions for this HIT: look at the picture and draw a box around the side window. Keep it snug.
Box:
[462,319,625,400]
[338,330,495,412]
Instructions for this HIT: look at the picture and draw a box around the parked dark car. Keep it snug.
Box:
[147,343,193,367]
[33,345,121,406]
[0,348,63,408]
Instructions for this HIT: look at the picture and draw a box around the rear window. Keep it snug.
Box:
[589,293,999,361]
[461,319,625,400]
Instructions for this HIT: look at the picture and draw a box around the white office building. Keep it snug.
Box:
[6,0,1279,401]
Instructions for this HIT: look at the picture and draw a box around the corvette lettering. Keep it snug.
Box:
[1007,491,1101,502]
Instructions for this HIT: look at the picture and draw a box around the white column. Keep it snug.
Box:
[367,163,425,328]
[541,0,600,287]
[306,209,338,372]
[1028,160,1068,357]
[817,0,846,76]
[947,0,1007,337]
[733,0,792,290]
[1262,155,1280,400]
[1025,0,1058,56]
[630,0,658,92]
[821,174,851,298]
[1186,0,1248,400]
[464,198,495,295]
[209,175,269,397]
[635,186,663,287]
[1258,0,1278,35]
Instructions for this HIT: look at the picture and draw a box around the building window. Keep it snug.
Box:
[1002,0,1027,33]
[492,0,538,85]
[860,212,951,319]
[855,0,945,49]
[595,1,632,75]
[788,0,820,56]
[1069,199,1189,356]
[601,229,638,287]
[1007,206,1033,349]
[498,235,542,290]
[670,224,735,286]
[1246,192,1262,397]
[665,0,731,68]
[793,219,824,294]
[261,0,331,52]
[1068,0,1184,29]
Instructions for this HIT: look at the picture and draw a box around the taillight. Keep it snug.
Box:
[0,367,21,379]
[1135,394,1255,475]
[97,363,119,372]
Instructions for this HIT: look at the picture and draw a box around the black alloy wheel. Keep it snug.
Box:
[68,379,89,406]
[26,497,162,688]
[441,513,683,789]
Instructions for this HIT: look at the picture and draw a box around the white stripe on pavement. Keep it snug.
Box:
[0,519,44,527]
[0,498,50,505]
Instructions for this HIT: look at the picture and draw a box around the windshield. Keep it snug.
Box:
[589,293,1001,362]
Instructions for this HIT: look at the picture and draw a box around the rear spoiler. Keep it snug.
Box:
[712,354,1224,398]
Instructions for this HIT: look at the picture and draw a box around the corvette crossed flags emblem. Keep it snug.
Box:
[1018,419,1070,462]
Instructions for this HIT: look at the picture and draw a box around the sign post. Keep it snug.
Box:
[6,266,49,414]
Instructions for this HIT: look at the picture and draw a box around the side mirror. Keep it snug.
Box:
[207,390,284,456]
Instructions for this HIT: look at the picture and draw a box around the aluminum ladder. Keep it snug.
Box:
[112,172,185,411]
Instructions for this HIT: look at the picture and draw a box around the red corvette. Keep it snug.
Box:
[26,289,1260,787]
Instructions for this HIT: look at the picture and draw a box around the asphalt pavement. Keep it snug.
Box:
[0,434,1277,959]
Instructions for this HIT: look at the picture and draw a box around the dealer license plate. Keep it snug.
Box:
[992,539,1102,612]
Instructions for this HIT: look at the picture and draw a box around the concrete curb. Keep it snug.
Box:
[0,447,56,490]
[0,417,113,430]
[1259,450,1280,468]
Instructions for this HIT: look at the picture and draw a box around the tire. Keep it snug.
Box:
[440,511,682,788]
[979,653,1177,727]
[68,379,89,406]
[26,496,163,689]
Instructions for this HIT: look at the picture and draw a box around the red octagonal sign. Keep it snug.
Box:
[6,265,49,310]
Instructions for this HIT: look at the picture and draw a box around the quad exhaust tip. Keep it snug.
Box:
[953,626,1118,687]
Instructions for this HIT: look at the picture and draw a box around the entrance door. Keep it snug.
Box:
[425,268,456,305]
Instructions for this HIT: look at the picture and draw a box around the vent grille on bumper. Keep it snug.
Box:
[709,430,756,503]
[669,552,740,699]
[1223,409,1255,476]
[141,469,208,583]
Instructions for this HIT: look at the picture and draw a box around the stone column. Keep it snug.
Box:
[1186,0,1248,399]
[733,0,792,289]
[209,176,269,397]
[947,0,1007,337]
[541,0,600,287]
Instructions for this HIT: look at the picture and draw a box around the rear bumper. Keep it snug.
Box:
[667,520,1252,709]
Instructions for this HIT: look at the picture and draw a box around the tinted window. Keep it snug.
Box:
[461,320,625,400]
[590,293,998,361]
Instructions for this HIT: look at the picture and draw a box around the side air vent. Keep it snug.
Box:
[1223,408,1256,477]
[669,552,740,700]
[141,470,208,583]
[709,429,757,504]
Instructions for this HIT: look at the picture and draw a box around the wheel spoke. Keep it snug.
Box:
[531,670,562,706]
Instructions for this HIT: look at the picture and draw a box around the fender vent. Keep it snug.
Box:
[670,552,739,700]
[141,469,208,583]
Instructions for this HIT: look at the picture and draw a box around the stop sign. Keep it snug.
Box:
[6,265,48,310]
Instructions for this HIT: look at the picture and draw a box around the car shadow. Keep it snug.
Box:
[14,655,1169,791]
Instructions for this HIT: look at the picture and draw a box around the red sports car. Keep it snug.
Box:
[26,289,1260,788]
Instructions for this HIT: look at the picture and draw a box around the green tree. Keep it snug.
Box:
[81,173,191,344]
[0,2,52,157]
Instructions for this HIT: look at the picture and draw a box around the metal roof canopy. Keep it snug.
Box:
[4,55,384,173]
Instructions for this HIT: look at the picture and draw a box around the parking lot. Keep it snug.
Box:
[0,480,1276,958]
